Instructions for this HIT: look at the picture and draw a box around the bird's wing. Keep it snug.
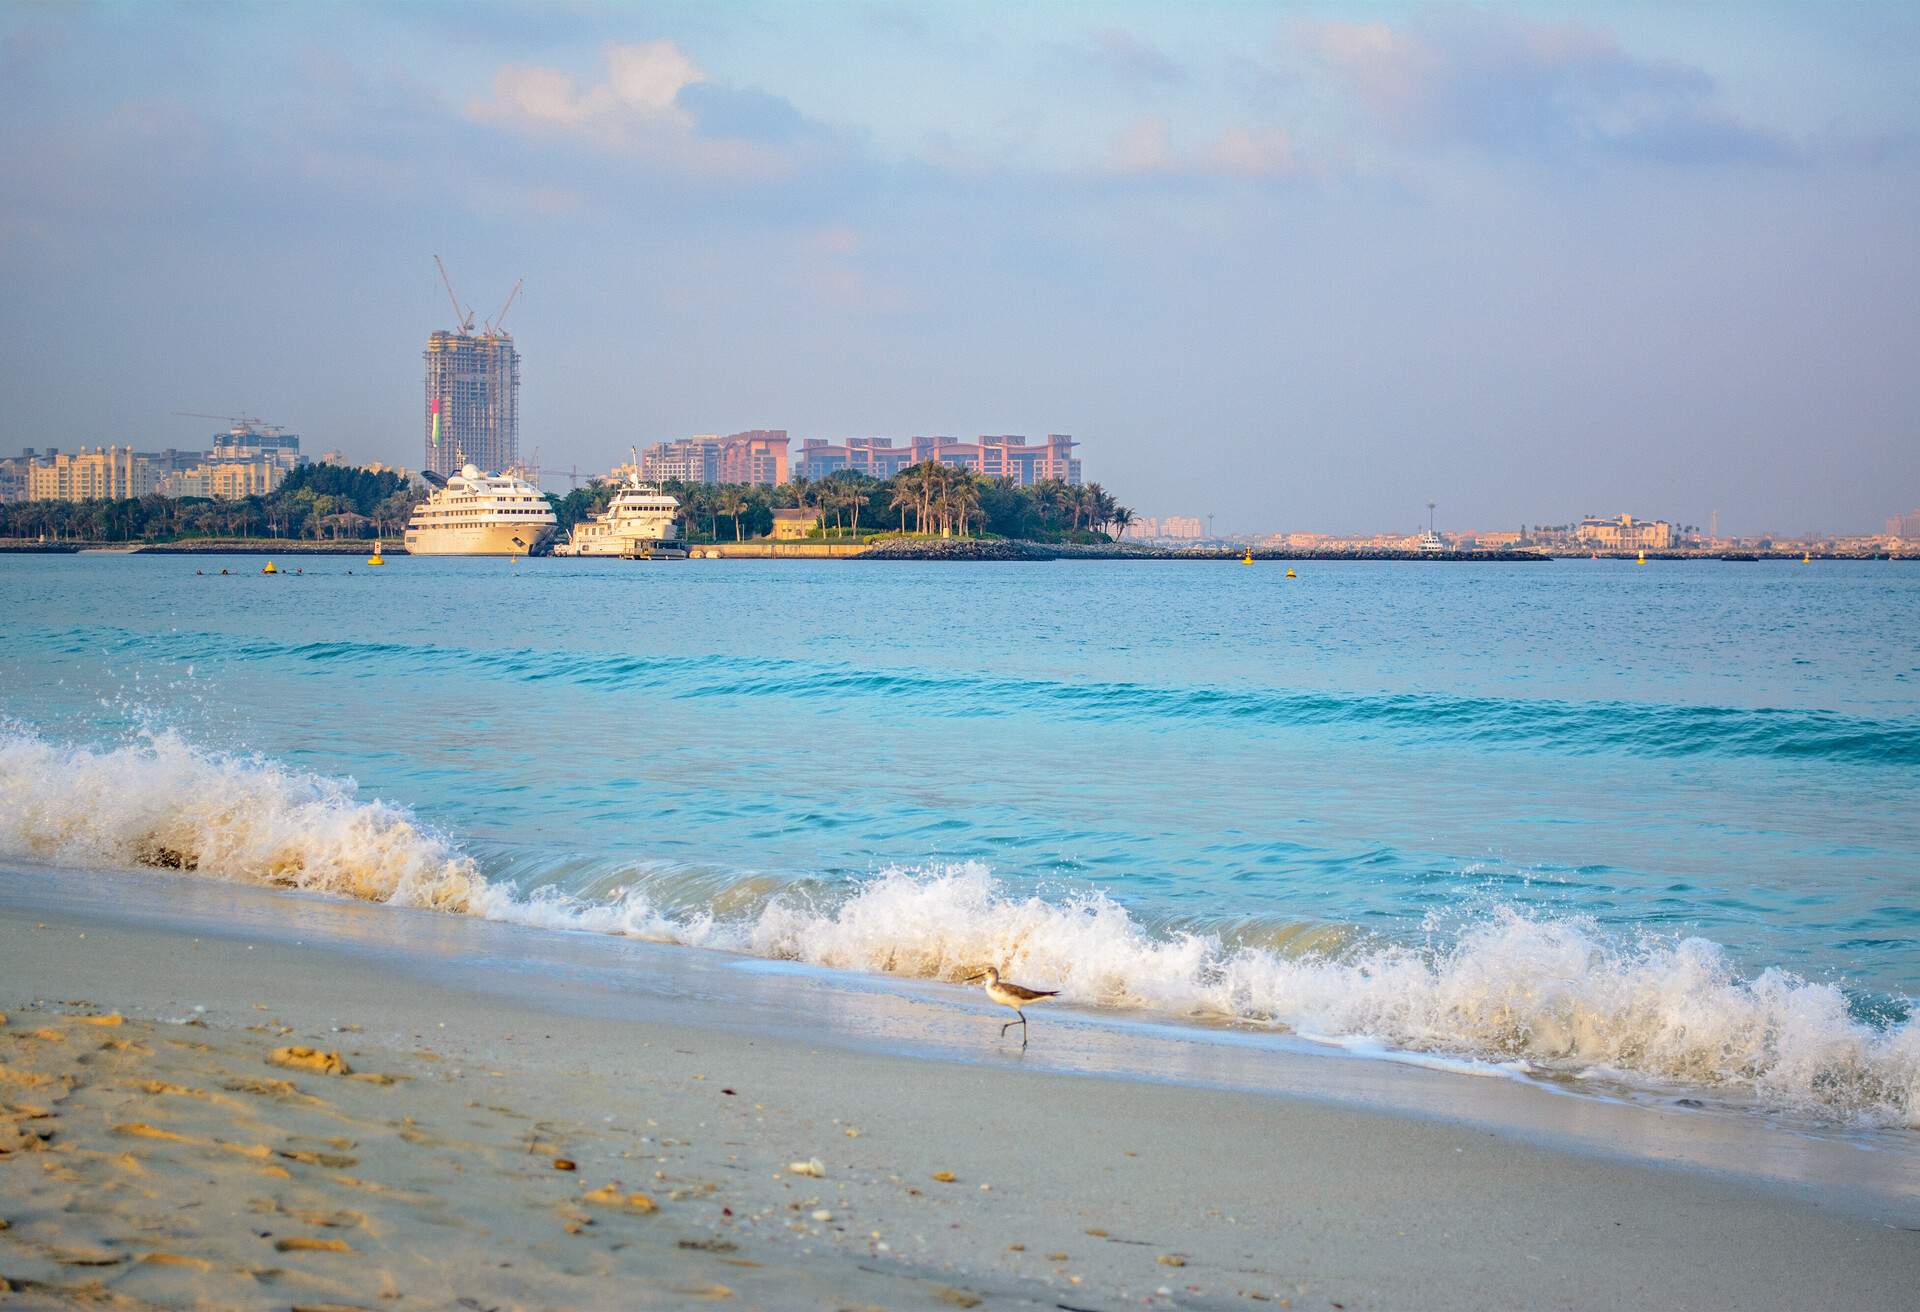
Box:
[1003,984,1059,1001]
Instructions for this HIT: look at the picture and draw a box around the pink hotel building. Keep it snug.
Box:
[639,431,1082,488]
[796,434,1081,486]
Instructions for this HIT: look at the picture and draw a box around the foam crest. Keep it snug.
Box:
[715,866,1918,1127]
[3,729,1913,1127]
[0,729,487,911]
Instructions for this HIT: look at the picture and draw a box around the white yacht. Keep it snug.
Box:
[552,471,687,559]
[1417,529,1448,555]
[404,464,556,556]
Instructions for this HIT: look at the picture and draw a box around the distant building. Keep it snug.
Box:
[640,435,718,483]
[1161,516,1204,540]
[25,446,160,501]
[424,329,519,478]
[1121,516,1160,539]
[716,430,790,485]
[160,459,285,500]
[211,420,301,472]
[640,431,789,486]
[916,435,1080,486]
[795,438,915,480]
[0,449,55,503]
[1577,514,1674,551]
[795,434,1080,486]
[1887,509,1920,539]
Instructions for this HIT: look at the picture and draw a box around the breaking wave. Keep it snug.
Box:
[2,728,1914,1128]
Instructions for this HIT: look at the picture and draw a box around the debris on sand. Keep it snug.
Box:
[269,1046,351,1076]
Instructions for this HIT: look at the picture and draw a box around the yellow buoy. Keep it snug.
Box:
[1636,550,1646,565]
[1241,549,1255,565]
[262,561,277,574]
[1802,552,1810,564]
[1285,567,1297,578]
[367,537,385,566]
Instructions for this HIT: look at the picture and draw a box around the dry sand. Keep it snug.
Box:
[1,865,1916,1311]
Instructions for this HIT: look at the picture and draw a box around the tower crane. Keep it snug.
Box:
[434,255,477,334]
[485,279,524,338]
[172,411,286,436]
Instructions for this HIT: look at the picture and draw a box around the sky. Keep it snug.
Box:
[2,1,1916,535]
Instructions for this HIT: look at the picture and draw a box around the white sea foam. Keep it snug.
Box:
[0,729,487,911]
[3,729,1915,1128]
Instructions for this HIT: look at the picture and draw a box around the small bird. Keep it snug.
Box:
[965,966,1059,1047]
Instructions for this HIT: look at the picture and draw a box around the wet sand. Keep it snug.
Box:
[2,864,1916,1310]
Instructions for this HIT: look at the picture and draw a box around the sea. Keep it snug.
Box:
[1,553,1916,1134]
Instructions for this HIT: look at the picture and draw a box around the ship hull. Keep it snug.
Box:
[552,536,688,559]
[403,522,553,556]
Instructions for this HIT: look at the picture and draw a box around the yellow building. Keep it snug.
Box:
[770,508,816,540]
[1577,515,1674,551]
[25,446,159,501]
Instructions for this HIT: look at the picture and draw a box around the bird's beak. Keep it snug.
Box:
[963,973,983,983]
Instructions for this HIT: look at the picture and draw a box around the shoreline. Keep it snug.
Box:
[3,862,1915,1309]
[6,538,1915,561]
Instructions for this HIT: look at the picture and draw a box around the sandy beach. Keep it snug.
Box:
[1,863,1914,1311]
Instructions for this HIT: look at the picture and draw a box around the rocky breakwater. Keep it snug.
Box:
[858,537,1063,561]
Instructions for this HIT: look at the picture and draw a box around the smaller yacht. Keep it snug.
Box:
[552,466,687,559]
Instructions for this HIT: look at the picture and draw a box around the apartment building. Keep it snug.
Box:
[1577,514,1675,551]
[24,446,161,501]
[640,431,790,486]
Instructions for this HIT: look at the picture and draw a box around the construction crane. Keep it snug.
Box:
[521,466,587,488]
[172,411,286,436]
[485,279,524,338]
[434,254,477,335]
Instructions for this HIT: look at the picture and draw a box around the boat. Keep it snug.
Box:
[1417,530,1447,555]
[551,466,687,560]
[403,465,555,557]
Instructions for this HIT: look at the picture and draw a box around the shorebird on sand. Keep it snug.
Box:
[965,966,1059,1047]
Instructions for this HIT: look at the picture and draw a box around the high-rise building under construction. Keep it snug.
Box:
[424,330,519,477]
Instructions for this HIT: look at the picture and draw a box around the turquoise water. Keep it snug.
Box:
[2,554,1917,1124]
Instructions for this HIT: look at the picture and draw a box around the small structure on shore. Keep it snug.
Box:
[770,508,816,541]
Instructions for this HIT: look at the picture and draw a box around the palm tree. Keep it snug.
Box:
[889,474,918,533]
[1110,506,1135,539]
[946,468,982,536]
[820,472,872,537]
[715,486,748,541]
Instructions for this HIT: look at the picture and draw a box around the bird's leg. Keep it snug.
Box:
[1018,1011,1029,1048]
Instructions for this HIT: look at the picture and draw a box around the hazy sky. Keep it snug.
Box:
[3,1,1916,534]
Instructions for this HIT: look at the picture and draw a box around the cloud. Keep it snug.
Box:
[1294,14,1794,164]
[472,39,702,130]
[1075,27,1184,88]
[1106,114,1299,179]
[467,39,824,176]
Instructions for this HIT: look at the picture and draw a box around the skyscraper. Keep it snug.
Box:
[424,330,519,477]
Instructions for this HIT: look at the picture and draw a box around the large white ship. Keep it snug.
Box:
[403,464,556,556]
[552,471,686,559]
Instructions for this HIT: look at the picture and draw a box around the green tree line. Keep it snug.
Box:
[0,464,416,543]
